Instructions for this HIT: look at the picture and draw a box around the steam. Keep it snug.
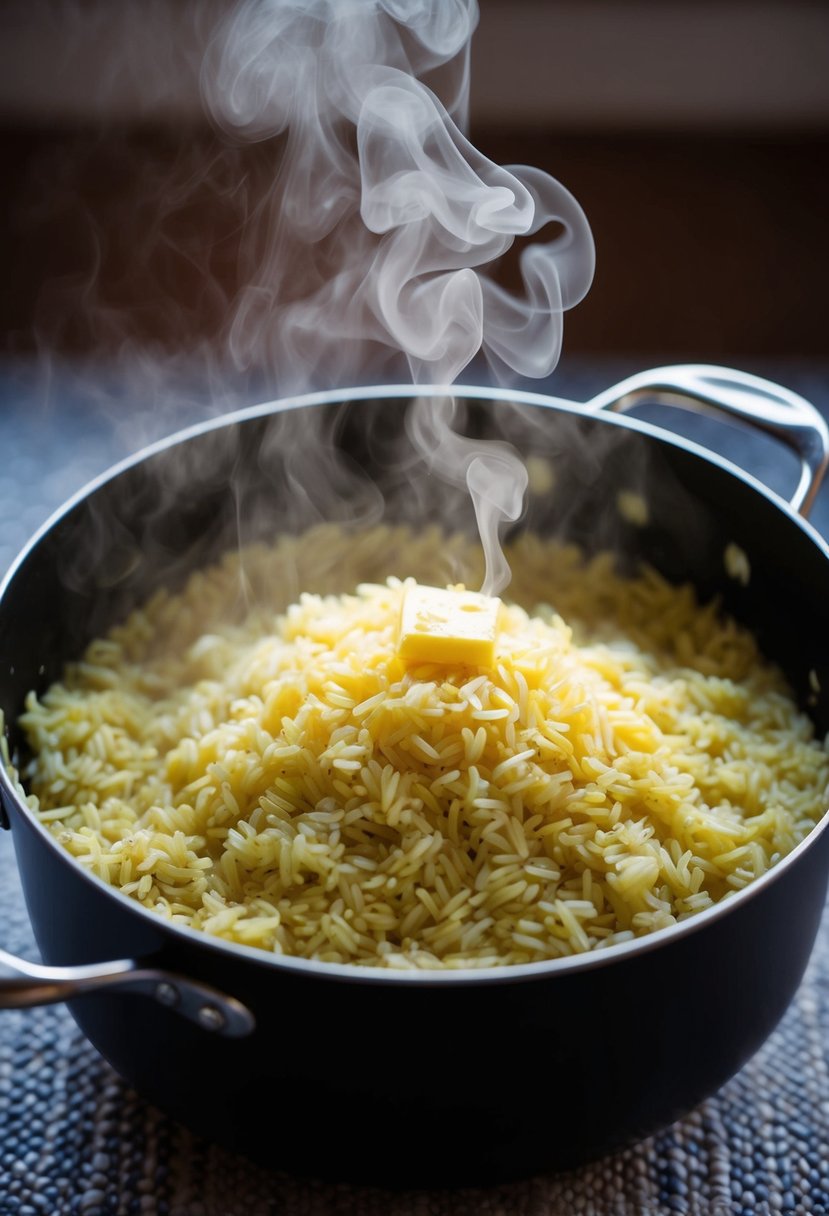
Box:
[11,0,594,599]
[406,395,527,597]
[201,0,594,595]
[203,0,593,389]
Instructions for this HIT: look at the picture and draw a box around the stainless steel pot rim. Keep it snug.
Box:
[2,373,828,987]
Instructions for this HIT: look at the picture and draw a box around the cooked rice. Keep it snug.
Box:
[16,523,829,970]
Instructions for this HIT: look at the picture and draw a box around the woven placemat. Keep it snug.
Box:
[2,357,829,1215]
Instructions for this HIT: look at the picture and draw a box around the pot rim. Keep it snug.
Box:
[2,379,829,987]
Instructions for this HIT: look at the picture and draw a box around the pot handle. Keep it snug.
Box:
[584,364,829,517]
[0,945,255,1037]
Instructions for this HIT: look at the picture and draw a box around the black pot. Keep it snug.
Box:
[1,366,828,1187]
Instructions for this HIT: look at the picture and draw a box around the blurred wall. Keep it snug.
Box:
[1,0,827,363]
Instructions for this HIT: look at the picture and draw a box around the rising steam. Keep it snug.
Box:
[13,0,593,598]
[203,0,593,388]
[201,0,595,594]
[406,393,528,597]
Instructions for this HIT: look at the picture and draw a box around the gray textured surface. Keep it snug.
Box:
[1,355,829,1215]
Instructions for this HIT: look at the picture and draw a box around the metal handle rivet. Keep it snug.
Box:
[155,981,180,1008]
[197,1004,226,1033]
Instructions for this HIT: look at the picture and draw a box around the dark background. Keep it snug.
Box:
[1,0,827,371]
[3,127,827,363]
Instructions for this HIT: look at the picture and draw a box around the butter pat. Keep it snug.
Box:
[398,584,501,667]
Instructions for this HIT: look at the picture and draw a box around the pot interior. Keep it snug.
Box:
[2,388,828,761]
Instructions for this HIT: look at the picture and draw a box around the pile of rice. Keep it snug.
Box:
[17,524,829,969]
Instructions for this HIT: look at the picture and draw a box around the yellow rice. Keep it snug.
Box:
[16,523,829,970]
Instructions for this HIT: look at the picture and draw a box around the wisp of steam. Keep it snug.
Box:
[202,0,595,595]
[203,0,594,388]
